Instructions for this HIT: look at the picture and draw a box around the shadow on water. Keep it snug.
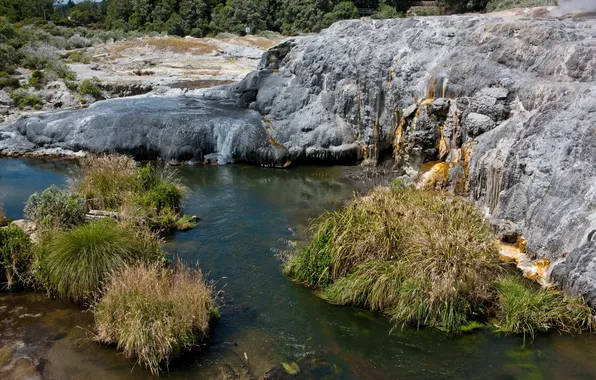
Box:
[1,159,596,379]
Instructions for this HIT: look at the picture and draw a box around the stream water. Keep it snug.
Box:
[1,158,596,379]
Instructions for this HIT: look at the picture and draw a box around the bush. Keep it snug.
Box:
[67,34,91,49]
[0,73,19,89]
[46,60,76,80]
[285,184,502,333]
[485,0,556,12]
[78,78,101,98]
[9,88,42,109]
[39,219,165,303]
[372,4,402,19]
[27,70,44,89]
[25,185,86,230]
[93,262,214,376]
[19,44,59,70]
[0,44,17,72]
[495,276,594,340]
[137,165,183,214]
[67,51,91,64]
[0,226,33,290]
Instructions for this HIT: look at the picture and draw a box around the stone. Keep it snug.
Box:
[463,113,495,138]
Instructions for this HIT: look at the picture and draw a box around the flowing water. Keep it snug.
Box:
[1,158,596,379]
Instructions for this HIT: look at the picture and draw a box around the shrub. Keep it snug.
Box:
[19,44,59,70]
[46,60,76,80]
[72,155,139,210]
[39,219,165,303]
[78,78,101,99]
[0,226,33,290]
[93,262,214,376]
[9,88,43,109]
[67,51,91,64]
[25,185,86,230]
[67,34,92,49]
[27,70,44,89]
[285,184,502,333]
[0,73,19,89]
[495,276,594,340]
[372,4,402,19]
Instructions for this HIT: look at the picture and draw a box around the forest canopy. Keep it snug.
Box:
[0,0,552,37]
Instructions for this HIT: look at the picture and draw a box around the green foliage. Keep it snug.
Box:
[175,214,197,231]
[27,69,44,89]
[372,3,402,19]
[485,0,556,12]
[137,166,183,214]
[0,73,19,89]
[67,50,92,64]
[0,226,33,290]
[436,0,489,11]
[285,185,502,333]
[9,88,42,109]
[495,276,594,340]
[25,185,86,230]
[0,43,18,72]
[322,1,360,28]
[78,78,101,98]
[93,262,213,375]
[39,219,165,303]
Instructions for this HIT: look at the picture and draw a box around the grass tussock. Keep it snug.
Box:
[71,154,186,232]
[93,262,214,376]
[0,226,33,290]
[72,154,139,210]
[39,219,164,303]
[285,184,500,333]
[495,276,594,340]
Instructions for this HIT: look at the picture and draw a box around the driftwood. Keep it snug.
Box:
[85,210,122,221]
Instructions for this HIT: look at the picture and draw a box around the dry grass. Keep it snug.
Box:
[71,154,139,210]
[285,183,502,333]
[93,262,214,376]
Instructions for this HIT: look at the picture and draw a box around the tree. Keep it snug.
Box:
[281,0,323,35]
[179,0,210,36]
[322,1,359,28]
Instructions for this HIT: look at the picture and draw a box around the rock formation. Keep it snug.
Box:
[1,14,596,302]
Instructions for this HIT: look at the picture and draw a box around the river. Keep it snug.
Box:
[0,158,595,379]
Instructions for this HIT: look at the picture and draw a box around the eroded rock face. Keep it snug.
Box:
[227,16,596,301]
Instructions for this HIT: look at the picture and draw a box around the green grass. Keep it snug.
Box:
[39,219,165,303]
[495,276,594,340]
[78,78,101,98]
[285,184,501,333]
[175,214,197,231]
[93,262,214,376]
[0,226,33,290]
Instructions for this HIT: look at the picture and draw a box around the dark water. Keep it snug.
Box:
[1,158,596,379]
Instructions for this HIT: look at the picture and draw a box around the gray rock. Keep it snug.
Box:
[463,113,495,138]
[2,15,596,301]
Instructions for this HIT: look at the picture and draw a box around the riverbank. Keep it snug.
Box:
[3,158,596,379]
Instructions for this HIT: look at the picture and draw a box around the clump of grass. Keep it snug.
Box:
[136,164,183,214]
[0,226,33,290]
[175,214,197,231]
[93,262,214,376]
[72,154,139,210]
[24,185,86,230]
[495,275,594,340]
[285,183,501,333]
[39,219,164,303]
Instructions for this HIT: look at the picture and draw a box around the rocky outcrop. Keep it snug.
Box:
[1,96,289,166]
[1,15,596,301]
[228,16,596,301]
